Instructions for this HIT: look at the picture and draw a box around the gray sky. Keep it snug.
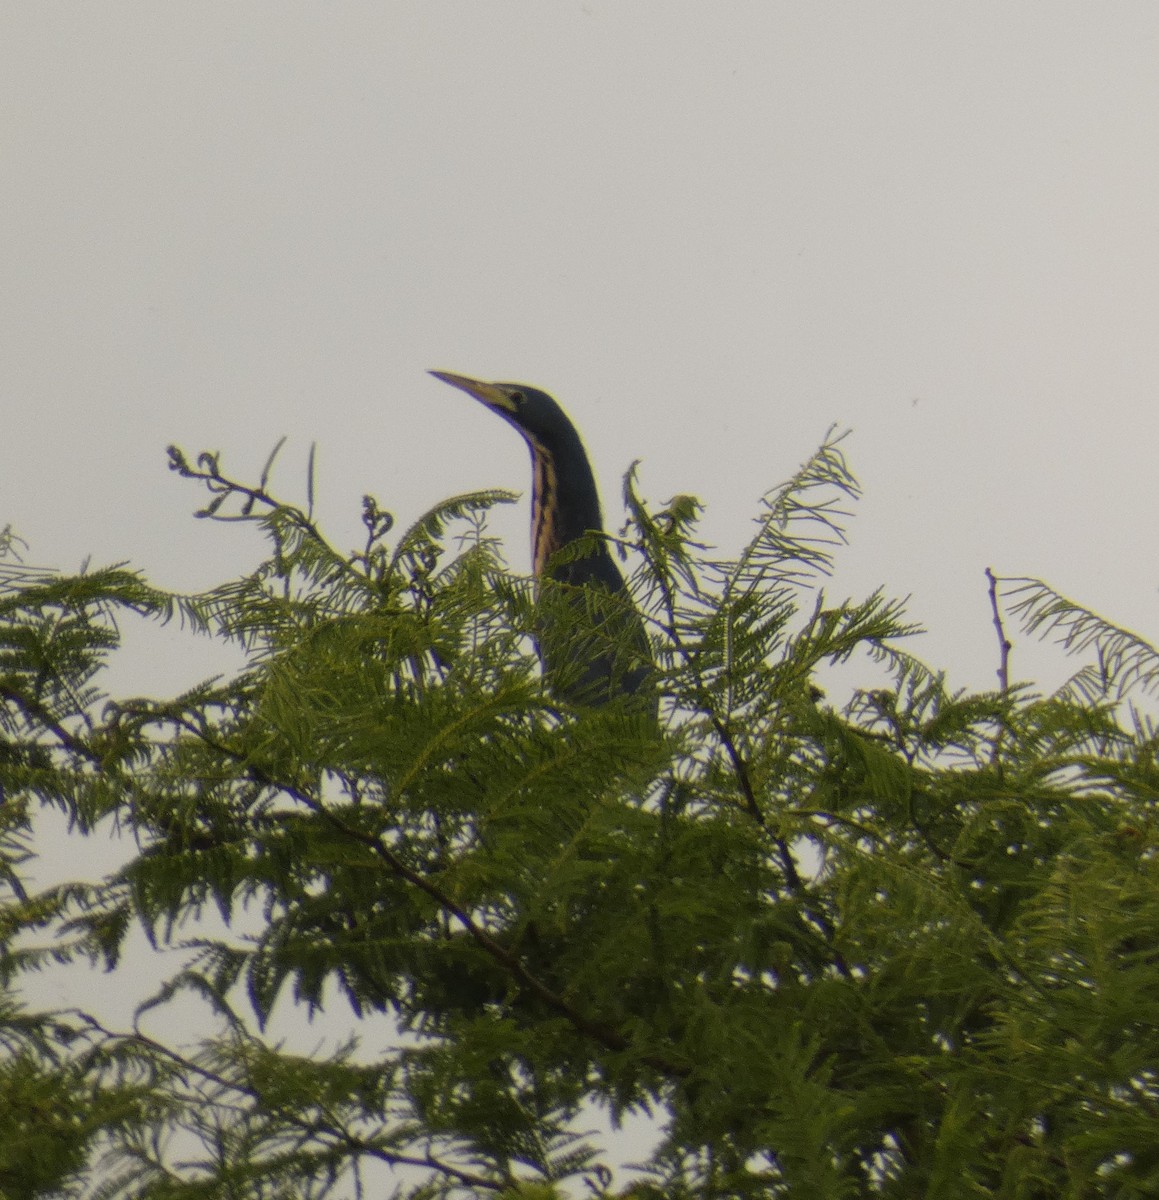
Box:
[4,4,1158,696]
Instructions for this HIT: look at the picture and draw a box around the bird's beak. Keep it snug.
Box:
[429,370,518,417]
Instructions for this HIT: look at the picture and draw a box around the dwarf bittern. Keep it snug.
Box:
[430,371,651,707]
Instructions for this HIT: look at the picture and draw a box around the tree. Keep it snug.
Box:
[1,437,1157,1198]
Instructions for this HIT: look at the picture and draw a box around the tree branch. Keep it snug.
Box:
[146,704,691,1080]
[986,567,1011,693]
[711,712,852,980]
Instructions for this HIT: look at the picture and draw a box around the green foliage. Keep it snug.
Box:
[1,436,1157,1197]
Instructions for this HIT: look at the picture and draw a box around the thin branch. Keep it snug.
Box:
[710,713,852,980]
[336,1132,504,1192]
[986,567,1011,693]
[648,565,854,981]
[167,444,362,584]
[74,1015,505,1191]
[308,793,691,1078]
[148,705,691,1079]
[0,682,103,766]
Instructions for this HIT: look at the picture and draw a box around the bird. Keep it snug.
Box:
[430,371,652,709]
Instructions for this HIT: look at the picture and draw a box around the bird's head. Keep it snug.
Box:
[429,369,606,558]
[429,371,578,460]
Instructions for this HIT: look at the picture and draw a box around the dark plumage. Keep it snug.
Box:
[430,371,651,707]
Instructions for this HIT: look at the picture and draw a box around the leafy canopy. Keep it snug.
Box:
[1,435,1157,1199]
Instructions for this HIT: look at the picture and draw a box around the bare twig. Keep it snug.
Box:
[985,568,1011,693]
[168,444,335,555]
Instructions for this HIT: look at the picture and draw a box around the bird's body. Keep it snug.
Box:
[430,371,651,707]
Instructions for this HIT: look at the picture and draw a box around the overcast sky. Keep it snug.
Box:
[5,3,1158,699]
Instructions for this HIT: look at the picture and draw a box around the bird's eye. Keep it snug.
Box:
[508,390,525,406]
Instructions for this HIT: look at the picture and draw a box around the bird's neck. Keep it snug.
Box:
[530,441,606,578]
